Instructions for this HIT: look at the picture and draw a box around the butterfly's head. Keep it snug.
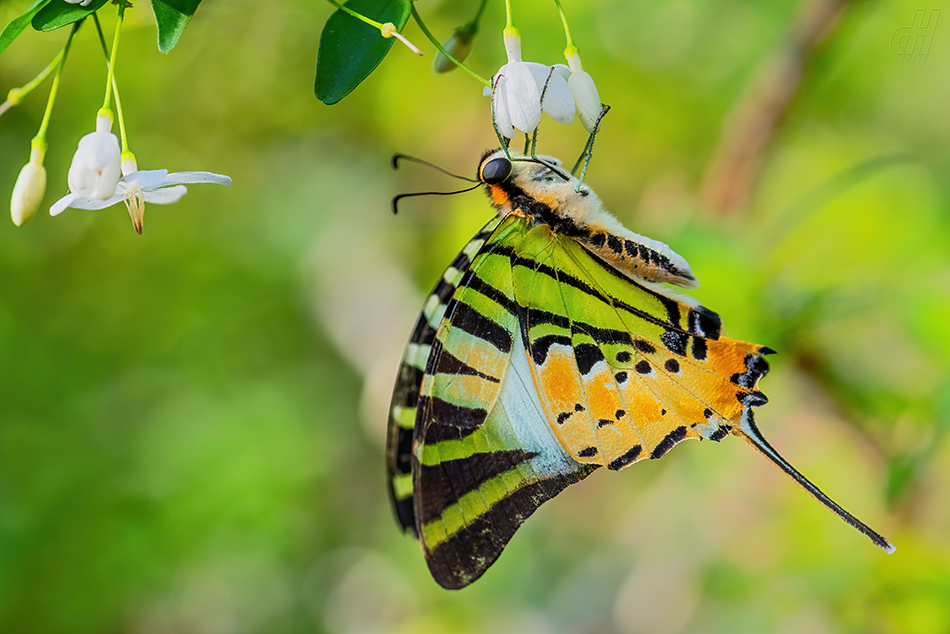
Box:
[477,149,600,220]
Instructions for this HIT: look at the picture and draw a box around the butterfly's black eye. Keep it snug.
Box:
[481,157,512,184]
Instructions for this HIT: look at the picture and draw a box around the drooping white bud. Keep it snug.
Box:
[10,147,47,227]
[566,52,603,133]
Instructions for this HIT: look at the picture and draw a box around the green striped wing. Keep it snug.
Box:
[387,214,596,589]
[386,216,505,534]
[507,222,770,470]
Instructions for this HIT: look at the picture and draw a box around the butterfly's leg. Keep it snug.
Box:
[528,67,556,160]
[527,127,539,156]
[571,104,610,190]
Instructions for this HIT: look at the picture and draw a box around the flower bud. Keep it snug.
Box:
[434,26,476,73]
[10,149,47,227]
[566,51,603,133]
[67,122,121,201]
[121,152,138,177]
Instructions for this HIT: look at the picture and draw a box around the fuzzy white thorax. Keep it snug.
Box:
[494,151,696,288]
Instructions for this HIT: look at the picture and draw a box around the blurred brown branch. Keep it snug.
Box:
[700,0,859,214]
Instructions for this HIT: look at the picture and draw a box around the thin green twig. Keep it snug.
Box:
[410,5,490,87]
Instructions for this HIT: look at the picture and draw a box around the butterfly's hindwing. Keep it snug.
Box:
[506,222,771,470]
[413,215,596,589]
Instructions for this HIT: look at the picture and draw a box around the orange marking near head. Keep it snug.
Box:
[490,185,510,207]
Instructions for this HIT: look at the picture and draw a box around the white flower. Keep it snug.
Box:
[484,31,574,138]
[64,0,93,5]
[564,51,603,134]
[10,147,47,227]
[50,164,231,235]
[67,115,121,200]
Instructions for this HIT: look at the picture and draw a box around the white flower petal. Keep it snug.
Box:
[70,194,125,210]
[67,130,121,200]
[552,64,571,82]
[501,62,542,134]
[491,75,515,139]
[569,71,602,133]
[143,185,188,205]
[50,194,77,216]
[527,63,575,125]
[162,171,231,187]
[123,169,169,190]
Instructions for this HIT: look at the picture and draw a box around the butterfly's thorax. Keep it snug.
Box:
[481,151,698,289]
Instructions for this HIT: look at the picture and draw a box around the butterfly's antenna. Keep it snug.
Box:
[392,154,479,183]
[736,411,896,554]
[391,184,482,215]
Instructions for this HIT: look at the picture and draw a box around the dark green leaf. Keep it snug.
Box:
[314,0,411,105]
[0,0,52,56]
[31,0,109,32]
[150,0,202,53]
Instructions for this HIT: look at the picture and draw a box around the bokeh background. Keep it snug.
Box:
[2,0,949,632]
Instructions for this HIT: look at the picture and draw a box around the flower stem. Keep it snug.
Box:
[2,53,61,117]
[323,0,421,54]
[410,5,490,87]
[101,0,126,113]
[112,76,129,154]
[553,0,578,58]
[470,0,489,30]
[29,19,82,160]
[93,14,129,153]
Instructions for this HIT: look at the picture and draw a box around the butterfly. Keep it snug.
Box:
[386,150,894,589]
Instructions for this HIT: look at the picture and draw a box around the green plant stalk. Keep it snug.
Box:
[101,1,126,113]
[31,19,82,159]
[469,0,489,30]
[411,5,490,87]
[323,0,420,54]
[553,0,577,55]
[324,0,385,29]
[93,14,129,154]
[6,52,62,108]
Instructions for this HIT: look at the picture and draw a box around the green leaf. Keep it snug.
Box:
[0,0,52,57]
[314,0,411,105]
[150,0,202,54]
[31,0,109,32]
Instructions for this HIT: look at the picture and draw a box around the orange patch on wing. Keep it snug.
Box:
[538,349,579,405]
[535,347,601,463]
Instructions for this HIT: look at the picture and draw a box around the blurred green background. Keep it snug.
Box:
[2,0,949,632]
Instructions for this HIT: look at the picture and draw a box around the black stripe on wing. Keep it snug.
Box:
[386,218,502,535]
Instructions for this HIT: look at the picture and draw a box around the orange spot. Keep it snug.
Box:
[539,351,580,406]
[490,185,509,207]
[585,371,617,416]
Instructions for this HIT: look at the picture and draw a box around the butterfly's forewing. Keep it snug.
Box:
[509,222,771,470]
[411,215,596,589]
